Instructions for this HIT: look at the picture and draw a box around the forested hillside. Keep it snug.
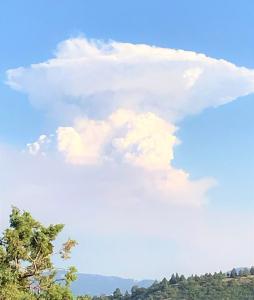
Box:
[2,208,254,300]
[89,270,254,300]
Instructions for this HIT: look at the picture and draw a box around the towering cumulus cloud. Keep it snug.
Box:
[4,38,254,276]
[6,38,254,207]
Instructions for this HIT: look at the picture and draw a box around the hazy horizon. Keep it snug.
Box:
[1,0,254,280]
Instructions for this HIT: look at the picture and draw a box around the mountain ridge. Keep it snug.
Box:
[57,271,154,296]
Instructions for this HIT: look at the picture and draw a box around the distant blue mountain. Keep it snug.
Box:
[58,271,154,296]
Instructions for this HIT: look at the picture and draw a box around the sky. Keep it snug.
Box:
[0,0,254,279]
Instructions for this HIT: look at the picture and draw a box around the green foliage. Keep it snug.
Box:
[3,207,254,300]
[169,274,177,284]
[0,207,77,300]
[251,266,254,275]
[230,268,238,278]
[112,288,122,299]
[93,269,254,300]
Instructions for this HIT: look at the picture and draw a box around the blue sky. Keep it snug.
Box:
[1,1,254,279]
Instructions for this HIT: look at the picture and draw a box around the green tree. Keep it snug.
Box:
[250,266,254,275]
[123,290,130,299]
[169,274,177,284]
[230,268,237,278]
[179,274,186,282]
[0,207,77,299]
[160,277,168,290]
[241,268,250,277]
[113,288,122,299]
[130,285,138,295]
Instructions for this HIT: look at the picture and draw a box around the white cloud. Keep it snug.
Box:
[6,38,254,122]
[26,109,214,206]
[26,134,52,156]
[4,37,254,277]
[0,145,254,278]
[57,119,110,165]
[57,109,177,169]
[11,37,254,207]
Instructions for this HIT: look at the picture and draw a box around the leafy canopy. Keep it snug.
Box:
[0,207,77,299]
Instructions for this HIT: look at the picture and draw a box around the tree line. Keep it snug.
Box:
[2,208,254,299]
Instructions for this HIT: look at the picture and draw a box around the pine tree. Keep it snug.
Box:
[113,288,122,299]
[123,290,130,299]
[250,266,254,275]
[169,274,177,284]
[230,268,237,278]
[179,274,186,281]
[161,277,168,289]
